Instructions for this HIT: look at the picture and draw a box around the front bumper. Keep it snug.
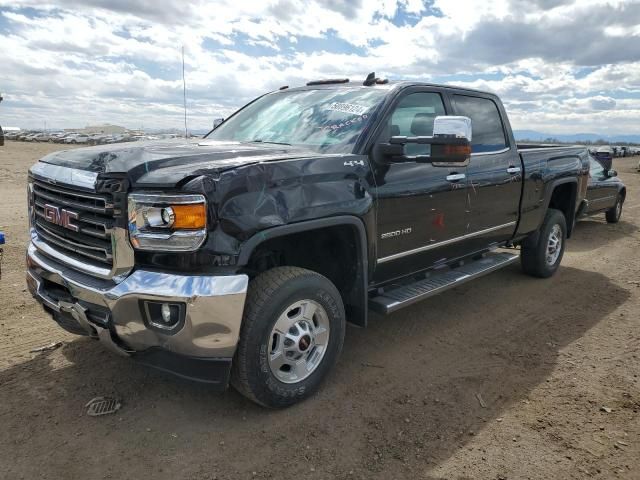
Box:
[26,242,248,388]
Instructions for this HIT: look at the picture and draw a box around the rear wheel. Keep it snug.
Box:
[231,267,345,408]
[605,194,623,223]
[521,208,567,278]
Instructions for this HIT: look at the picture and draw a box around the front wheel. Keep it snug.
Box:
[605,194,623,223]
[231,267,345,408]
[521,208,567,278]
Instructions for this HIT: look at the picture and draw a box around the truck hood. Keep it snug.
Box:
[38,139,319,186]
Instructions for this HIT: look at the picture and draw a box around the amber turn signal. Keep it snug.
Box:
[442,144,472,156]
[170,203,207,229]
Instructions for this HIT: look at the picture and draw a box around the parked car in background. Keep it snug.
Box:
[64,133,90,144]
[36,132,62,142]
[104,134,131,143]
[581,155,626,223]
[87,134,109,145]
[26,133,45,142]
[54,133,77,143]
[0,125,4,146]
[594,145,613,170]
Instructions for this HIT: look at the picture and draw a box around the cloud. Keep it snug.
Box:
[0,0,638,134]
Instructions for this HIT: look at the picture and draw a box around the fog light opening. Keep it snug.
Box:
[140,300,185,333]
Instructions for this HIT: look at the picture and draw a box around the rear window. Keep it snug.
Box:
[452,95,508,153]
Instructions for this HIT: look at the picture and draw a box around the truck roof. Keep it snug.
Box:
[282,80,496,97]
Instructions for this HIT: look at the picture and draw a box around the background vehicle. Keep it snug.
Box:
[26,77,589,407]
[0,125,3,146]
[64,133,90,144]
[87,134,109,145]
[581,155,626,223]
[594,145,613,170]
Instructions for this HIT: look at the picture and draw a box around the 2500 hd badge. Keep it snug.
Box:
[380,227,413,239]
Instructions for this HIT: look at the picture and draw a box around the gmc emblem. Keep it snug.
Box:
[43,204,80,232]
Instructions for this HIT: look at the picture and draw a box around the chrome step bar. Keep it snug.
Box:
[369,252,519,314]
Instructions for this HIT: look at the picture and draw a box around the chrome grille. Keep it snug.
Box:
[32,179,114,269]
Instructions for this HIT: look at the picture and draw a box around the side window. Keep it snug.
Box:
[589,156,605,179]
[386,92,446,156]
[452,95,507,153]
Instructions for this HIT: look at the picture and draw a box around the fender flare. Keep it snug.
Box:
[237,216,370,327]
[541,177,578,237]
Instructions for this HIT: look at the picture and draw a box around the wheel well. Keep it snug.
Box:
[620,187,627,202]
[243,224,367,326]
[548,182,577,237]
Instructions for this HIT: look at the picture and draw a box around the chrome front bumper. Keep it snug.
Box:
[26,242,249,382]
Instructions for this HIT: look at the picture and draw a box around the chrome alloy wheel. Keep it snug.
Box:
[546,224,562,266]
[267,299,330,384]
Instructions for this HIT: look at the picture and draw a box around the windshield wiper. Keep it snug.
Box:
[250,139,292,146]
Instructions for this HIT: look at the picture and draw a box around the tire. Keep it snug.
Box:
[521,208,567,278]
[231,266,345,408]
[605,194,623,223]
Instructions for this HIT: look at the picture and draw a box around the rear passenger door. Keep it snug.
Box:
[450,93,521,250]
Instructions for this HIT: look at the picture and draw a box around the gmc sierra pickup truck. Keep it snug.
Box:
[26,75,590,407]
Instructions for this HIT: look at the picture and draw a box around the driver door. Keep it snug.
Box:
[370,89,469,284]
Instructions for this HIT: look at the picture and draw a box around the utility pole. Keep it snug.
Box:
[182,46,188,138]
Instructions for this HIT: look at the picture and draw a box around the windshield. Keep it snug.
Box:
[205,88,388,154]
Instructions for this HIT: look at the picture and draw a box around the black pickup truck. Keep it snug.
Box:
[26,75,590,407]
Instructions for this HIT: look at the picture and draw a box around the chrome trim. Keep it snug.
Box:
[432,158,470,167]
[377,221,517,263]
[590,195,616,203]
[506,166,521,174]
[30,162,98,190]
[28,163,135,282]
[128,193,206,205]
[132,230,207,251]
[33,180,110,206]
[471,147,510,157]
[35,222,111,259]
[31,231,113,278]
[446,173,466,181]
[31,227,134,281]
[27,243,249,358]
[433,115,472,141]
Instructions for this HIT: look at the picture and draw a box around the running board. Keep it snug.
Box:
[369,252,519,315]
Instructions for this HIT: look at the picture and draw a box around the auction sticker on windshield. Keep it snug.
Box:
[327,102,369,115]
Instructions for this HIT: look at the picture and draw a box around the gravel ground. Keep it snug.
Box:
[1,141,639,480]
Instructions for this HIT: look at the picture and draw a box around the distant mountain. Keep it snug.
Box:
[513,130,640,144]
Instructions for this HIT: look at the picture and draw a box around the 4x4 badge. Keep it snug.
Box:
[344,160,365,167]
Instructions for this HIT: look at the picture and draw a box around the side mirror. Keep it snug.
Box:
[378,116,472,164]
[607,169,618,178]
[213,118,224,128]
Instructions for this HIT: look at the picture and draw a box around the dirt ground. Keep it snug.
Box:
[0,141,638,480]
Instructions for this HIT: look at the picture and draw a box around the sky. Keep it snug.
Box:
[0,0,639,134]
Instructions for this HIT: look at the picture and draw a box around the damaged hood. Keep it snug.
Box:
[37,139,320,186]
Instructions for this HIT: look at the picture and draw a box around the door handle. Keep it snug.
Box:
[506,166,521,174]
[446,173,466,182]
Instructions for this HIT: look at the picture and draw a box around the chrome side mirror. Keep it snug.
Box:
[378,116,473,164]
[433,115,472,142]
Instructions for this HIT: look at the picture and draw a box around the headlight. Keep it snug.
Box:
[128,193,207,251]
